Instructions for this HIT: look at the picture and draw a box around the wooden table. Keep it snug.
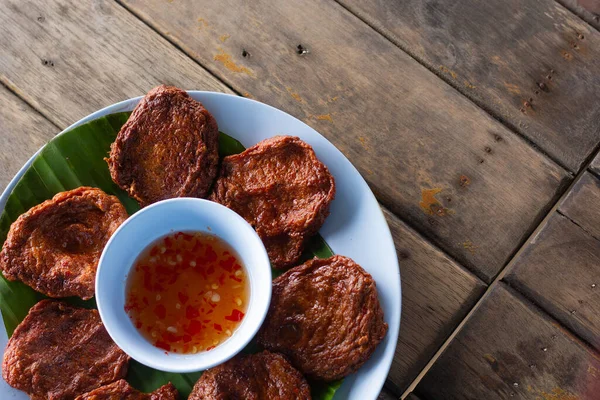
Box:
[1,1,599,398]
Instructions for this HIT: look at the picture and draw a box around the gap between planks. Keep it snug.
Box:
[400,140,600,399]
[0,80,61,131]
[555,0,600,32]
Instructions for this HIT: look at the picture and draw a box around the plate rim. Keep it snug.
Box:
[0,91,401,400]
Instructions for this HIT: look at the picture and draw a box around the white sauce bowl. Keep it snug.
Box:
[96,197,271,373]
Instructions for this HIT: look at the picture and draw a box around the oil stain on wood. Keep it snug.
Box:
[419,188,452,216]
[213,47,254,76]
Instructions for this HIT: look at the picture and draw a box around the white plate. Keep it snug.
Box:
[0,92,401,400]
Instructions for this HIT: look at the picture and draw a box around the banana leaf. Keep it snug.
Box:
[0,112,339,399]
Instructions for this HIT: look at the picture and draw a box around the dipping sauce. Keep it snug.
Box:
[124,231,249,353]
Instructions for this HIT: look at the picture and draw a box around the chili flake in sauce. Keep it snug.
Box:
[125,231,248,354]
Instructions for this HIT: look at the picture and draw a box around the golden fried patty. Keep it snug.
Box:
[257,255,387,381]
[76,380,178,400]
[2,300,130,400]
[108,85,219,207]
[189,351,310,400]
[210,136,335,269]
[0,187,128,299]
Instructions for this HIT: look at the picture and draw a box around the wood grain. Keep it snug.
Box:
[339,0,600,172]
[504,172,600,351]
[383,208,486,392]
[416,284,600,399]
[590,152,600,177]
[0,0,231,129]
[557,0,600,31]
[0,85,57,192]
[121,0,569,282]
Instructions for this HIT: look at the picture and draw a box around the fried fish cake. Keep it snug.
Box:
[0,187,128,299]
[189,351,310,400]
[2,300,130,400]
[108,85,219,207]
[210,136,335,269]
[76,380,178,400]
[257,255,387,381]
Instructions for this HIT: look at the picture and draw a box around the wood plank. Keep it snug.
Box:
[121,0,569,282]
[339,0,600,172]
[557,0,600,31]
[590,152,600,177]
[0,0,231,129]
[416,284,600,399]
[0,85,57,192]
[504,173,600,351]
[377,387,398,400]
[383,208,486,392]
[560,171,600,238]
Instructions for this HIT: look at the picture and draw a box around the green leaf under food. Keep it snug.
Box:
[311,379,344,400]
[0,111,338,399]
[126,360,203,397]
[218,132,246,157]
[0,275,44,337]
